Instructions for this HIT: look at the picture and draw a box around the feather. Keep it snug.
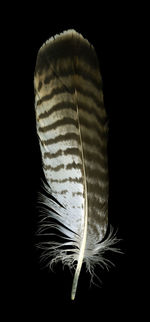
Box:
[34,30,120,300]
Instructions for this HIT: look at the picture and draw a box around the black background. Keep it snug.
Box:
[4,3,145,320]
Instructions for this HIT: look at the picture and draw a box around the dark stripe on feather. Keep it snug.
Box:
[76,84,103,107]
[37,86,74,106]
[50,177,83,184]
[66,162,82,170]
[87,182,109,196]
[76,68,102,91]
[84,150,108,168]
[72,192,83,197]
[43,70,72,85]
[43,132,79,145]
[64,147,81,158]
[39,117,78,132]
[82,134,107,155]
[78,101,107,126]
[44,148,81,159]
[42,67,102,93]
[44,164,64,171]
[44,150,63,159]
[86,168,108,183]
[38,101,76,119]
[79,115,107,141]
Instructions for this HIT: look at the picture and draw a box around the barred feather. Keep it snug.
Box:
[34,30,120,300]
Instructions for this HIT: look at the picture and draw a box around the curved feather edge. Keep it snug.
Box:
[36,180,122,299]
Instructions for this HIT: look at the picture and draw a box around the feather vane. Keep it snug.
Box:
[34,30,120,300]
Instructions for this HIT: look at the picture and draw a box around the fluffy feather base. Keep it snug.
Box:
[36,182,121,286]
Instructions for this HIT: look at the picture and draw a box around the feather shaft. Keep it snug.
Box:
[71,89,88,300]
